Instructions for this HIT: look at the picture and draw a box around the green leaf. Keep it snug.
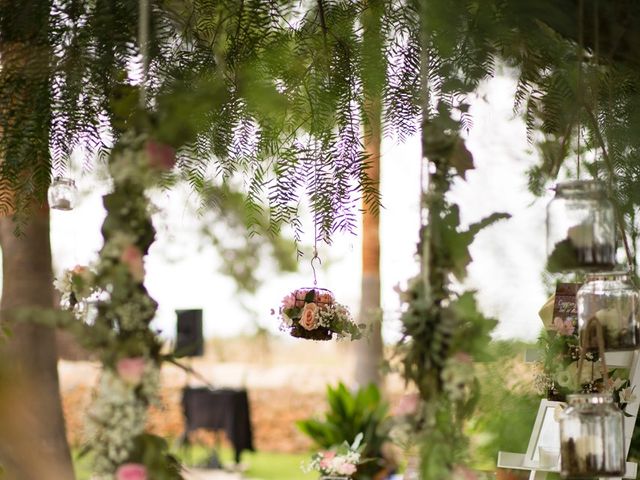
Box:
[450,139,474,179]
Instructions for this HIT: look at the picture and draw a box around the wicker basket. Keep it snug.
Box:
[290,323,333,341]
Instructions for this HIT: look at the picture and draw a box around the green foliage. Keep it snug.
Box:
[469,341,540,469]
[128,434,181,480]
[0,0,399,242]
[187,181,298,293]
[297,382,391,480]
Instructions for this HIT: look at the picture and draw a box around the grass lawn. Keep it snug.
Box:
[74,445,315,480]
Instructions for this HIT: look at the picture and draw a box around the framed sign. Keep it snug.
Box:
[523,399,563,468]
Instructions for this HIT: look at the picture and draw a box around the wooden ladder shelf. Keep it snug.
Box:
[497,350,640,480]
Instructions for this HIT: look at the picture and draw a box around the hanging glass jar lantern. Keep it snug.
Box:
[577,272,640,351]
[546,180,616,272]
[48,177,77,210]
[559,394,625,478]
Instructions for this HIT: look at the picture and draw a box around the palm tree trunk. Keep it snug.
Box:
[354,97,384,388]
[0,206,75,480]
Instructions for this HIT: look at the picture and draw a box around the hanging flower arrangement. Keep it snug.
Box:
[278,287,364,341]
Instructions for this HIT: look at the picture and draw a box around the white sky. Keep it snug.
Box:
[47,74,552,344]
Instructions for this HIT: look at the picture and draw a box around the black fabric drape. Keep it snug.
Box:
[182,387,254,463]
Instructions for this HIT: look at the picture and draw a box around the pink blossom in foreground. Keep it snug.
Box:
[116,463,147,480]
[146,140,177,170]
[116,357,146,386]
[120,245,145,283]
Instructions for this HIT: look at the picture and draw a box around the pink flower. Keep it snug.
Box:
[281,293,296,310]
[72,265,88,275]
[146,140,177,170]
[294,288,311,308]
[316,291,334,305]
[116,357,146,385]
[116,463,147,480]
[319,451,336,469]
[338,462,357,476]
[120,245,145,283]
[299,303,319,330]
[395,393,420,416]
[551,316,575,336]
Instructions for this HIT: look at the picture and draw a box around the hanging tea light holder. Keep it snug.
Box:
[48,176,78,211]
[546,180,616,272]
[577,271,640,351]
[559,393,625,478]
[559,318,626,478]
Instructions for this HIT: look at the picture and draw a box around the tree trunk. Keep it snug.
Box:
[354,98,384,388]
[0,206,75,480]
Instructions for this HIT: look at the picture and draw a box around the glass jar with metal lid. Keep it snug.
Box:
[48,176,77,211]
[577,272,640,351]
[546,180,616,272]
[559,394,625,478]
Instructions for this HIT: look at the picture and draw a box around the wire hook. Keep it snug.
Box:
[311,250,322,286]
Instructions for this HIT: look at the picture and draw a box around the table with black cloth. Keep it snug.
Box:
[181,387,254,464]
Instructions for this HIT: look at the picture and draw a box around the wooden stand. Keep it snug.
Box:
[497,350,640,480]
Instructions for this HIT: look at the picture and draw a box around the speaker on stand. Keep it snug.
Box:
[174,309,222,469]
[175,309,204,358]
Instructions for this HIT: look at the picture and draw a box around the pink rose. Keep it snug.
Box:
[116,463,147,480]
[294,288,311,308]
[316,291,334,305]
[281,293,296,310]
[338,462,357,476]
[120,245,145,283]
[299,303,318,330]
[551,316,575,336]
[116,357,146,385]
[146,140,177,170]
[319,451,336,469]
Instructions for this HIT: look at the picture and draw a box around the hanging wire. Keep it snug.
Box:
[138,0,150,107]
[593,0,600,179]
[311,147,320,286]
[576,0,584,179]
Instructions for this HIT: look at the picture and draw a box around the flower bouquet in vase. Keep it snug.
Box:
[278,287,364,341]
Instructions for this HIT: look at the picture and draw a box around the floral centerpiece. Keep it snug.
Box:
[304,434,364,479]
[278,287,364,341]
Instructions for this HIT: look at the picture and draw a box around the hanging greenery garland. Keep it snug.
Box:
[55,134,181,479]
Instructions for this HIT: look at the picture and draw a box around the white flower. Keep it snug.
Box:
[620,386,637,404]
[554,404,567,422]
[281,312,293,327]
